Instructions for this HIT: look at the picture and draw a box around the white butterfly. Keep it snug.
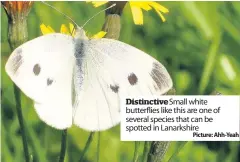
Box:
[5,28,173,131]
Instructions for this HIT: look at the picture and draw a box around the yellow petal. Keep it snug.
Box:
[91,31,107,39]
[40,24,55,35]
[130,2,152,11]
[130,3,144,25]
[155,9,166,22]
[60,24,70,35]
[46,25,55,32]
[69,23,76,36]
[148,2,169,13]
[140,2,152,11]
[89,1,108,7]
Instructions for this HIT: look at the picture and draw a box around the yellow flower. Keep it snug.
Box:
[40,24,56,35]
[87,1,169,25]
[40,23,107,39]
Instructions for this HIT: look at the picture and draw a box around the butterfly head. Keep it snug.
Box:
[74,27,88,40]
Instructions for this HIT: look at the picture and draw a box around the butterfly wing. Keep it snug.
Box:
[5,34,75,129]
[73,38,173,131]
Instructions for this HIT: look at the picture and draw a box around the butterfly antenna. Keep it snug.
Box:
[41,1,80,28]
[81,3,116,29]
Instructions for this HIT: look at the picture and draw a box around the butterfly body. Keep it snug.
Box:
[5,28,173,131]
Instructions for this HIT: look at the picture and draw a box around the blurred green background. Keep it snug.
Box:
[1,1,240,162]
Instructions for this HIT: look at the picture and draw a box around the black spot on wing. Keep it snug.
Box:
[47,78,53,86]
[110,84,119,93]
[12,48,23,73]
[128,73,138,85]
[33,64,41,76]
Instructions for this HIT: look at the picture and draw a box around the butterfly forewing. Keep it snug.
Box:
[5,33,75,129]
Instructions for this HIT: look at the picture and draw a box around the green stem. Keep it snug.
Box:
[6,10,31,162]
[102,14,121,39]
[59,129,68,162]
[133,141,141,162]
[142,142,151,162]
[102,1,126,40]
[8,19,28,49]
[147,142,170,162]
[79,132,95,162]
[8,19,29,162]
[7,17,29,162]
[13,84,30,162]
[145,88,175,162]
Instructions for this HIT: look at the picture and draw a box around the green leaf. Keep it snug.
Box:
[199,36,221,94]
[180,2,221,40]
